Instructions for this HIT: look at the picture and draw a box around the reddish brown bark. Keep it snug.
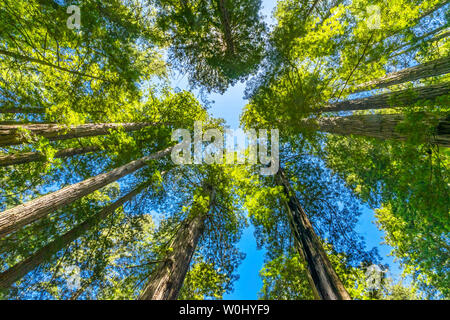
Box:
[0,48,105,81]
[353,56,450,93]
[217,0,235,55]
[0,122,158,147]
[0,180,151,289]
[276,169,351,300]
[139,187,216,300]
[0,146,172,238]
[0,146,101,167]
[321,82,449,112]
[0,107,45,114]
[313,113,450,147]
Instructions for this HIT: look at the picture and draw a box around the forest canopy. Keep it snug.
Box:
[0,0,448,300]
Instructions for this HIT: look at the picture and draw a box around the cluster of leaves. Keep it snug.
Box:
[1,0,449,300]
[259,249,423,300]
[153,0,267,93]
[240,0,449,299]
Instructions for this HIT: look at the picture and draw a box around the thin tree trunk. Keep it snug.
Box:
[0,122,158,147]
[0,181,151,289]
[0,146,101,167]
[365,28,450,65]
[68,281,91,300]
[0,146,172,238]
[376,1,450,45]
[0,107,45,114]
[321,82,449,112]
[305,0,320,17]
[313,113,450,147]
[353,56,450,93]
[217,0,235,55]
[0,49,105,81]
[139,187,216,300]
[275,168,351,300]
[389,30,450,60]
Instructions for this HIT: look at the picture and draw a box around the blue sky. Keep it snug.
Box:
[169,0,402,299]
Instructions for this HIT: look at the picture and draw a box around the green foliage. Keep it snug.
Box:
[325,134,449,297]
[154,0,267,93]
[1,0,449,300]
[179,258,228,300]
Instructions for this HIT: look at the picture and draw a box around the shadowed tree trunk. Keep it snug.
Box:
[352,56,450,93]
[68,281,92,300]
[0,122,159,147]
[389,30,450,60]
[275,168,351,300]
[0,107,45,114]
[0,146,172,238]
[0,146,101,167]
[217,0,235,55]
[321,82,449,112]
[0,48,105,81]
[313,113,450,147]
[0,180,151,289]
[139,186,216,300]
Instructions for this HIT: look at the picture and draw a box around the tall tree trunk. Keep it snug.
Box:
[0,146,172,238]
[313,113,450,147]
[366,28,450,65]
[0,180,151,289]
[353,56,450,93]
[217,0,235,55]
[0,107,45,114]
[321,82,449,112]
[139,187,216,300]
[389,30,450,60]
[68,281,91,300]
[0,122,158,147]
[0,49,105,81]
[0,146,101,167]
[275,169,351,300]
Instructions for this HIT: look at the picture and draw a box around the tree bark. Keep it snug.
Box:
[0,146,101,167]
[353,56,450,93]
[275,168,351,300]
[0,122,158,147]
[139,187,216,300]
[314,113,450,147]
[0,146,172,238]
[0,48,105,81]
[217,0,235,55]
[365,29,450,65]
[321,82,449,112]
[0,107,45,114]
[389,30,450,60]
[0,180,151,289]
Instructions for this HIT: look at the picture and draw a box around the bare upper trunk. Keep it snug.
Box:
[217,0,235,55]
[139,187,216,300]
[0,146,172,238]
[0,107,45,114]
[0,180,151,289]
[276,169,351,300]
[0,48,105,81]
[352,56,450,93]
[314,113,450,147]
[390,31,450,60]
[0,122,158,147]
[0,146,101,167]
[321,82,449,112]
